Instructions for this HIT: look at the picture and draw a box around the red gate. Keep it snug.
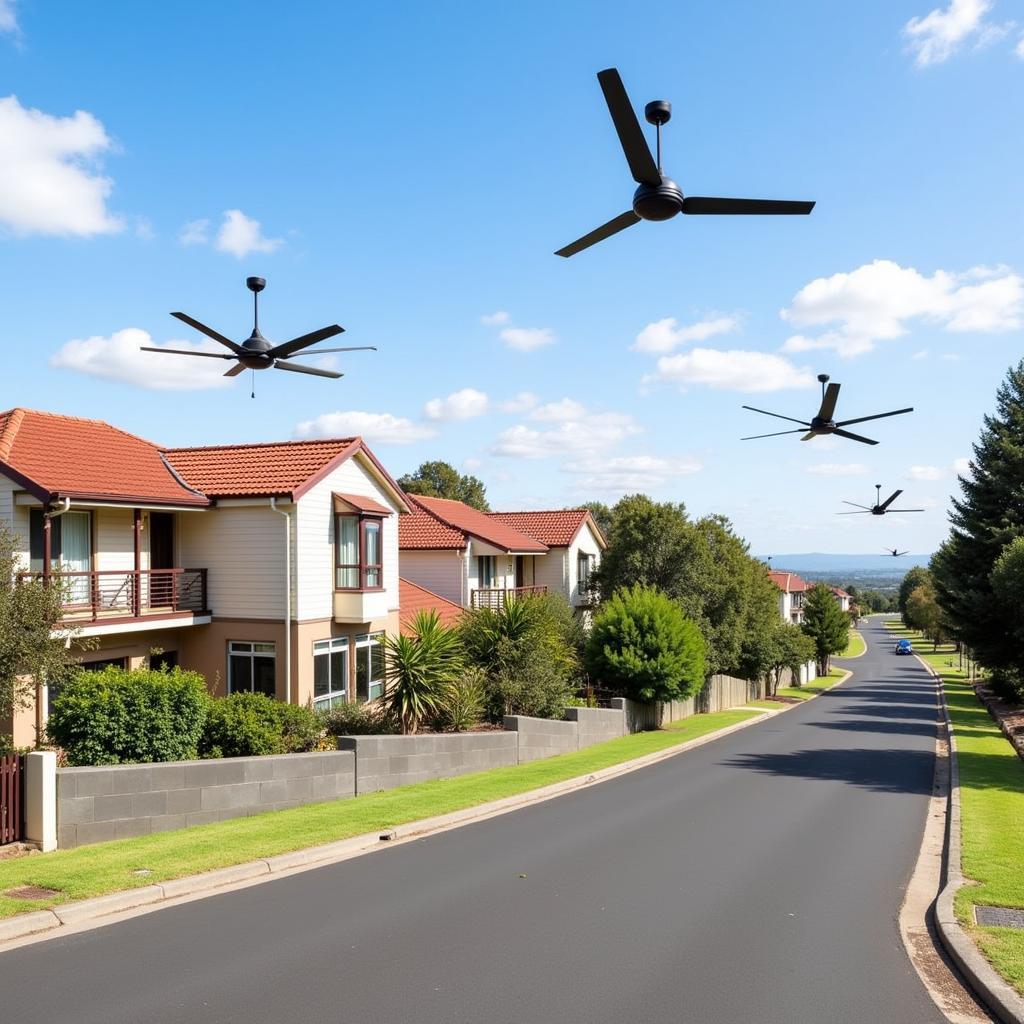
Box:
[0,753,24,844]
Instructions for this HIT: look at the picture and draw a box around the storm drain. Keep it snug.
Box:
[975,906,1024,929]
[6,885,60,900]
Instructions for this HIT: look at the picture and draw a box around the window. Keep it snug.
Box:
[355,632,385,702]
[150,650,178,672]
[313,637,349,710]
[477,555,495,588]
[228,641,276,697]
[577,552,595,589]
[335,515,385,590]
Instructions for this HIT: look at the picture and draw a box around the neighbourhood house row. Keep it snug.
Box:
[769,570,851,625]
[0,408,602,747]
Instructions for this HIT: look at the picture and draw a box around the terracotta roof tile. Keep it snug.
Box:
[769,570,811,593]
[0,408,207,506]
[400,495,547,553]
[334,491,393,516]
[399,578,464,631]
[488,509,605,548]
[399,504,467,549]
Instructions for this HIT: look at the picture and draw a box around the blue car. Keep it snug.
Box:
[895,639,913,655]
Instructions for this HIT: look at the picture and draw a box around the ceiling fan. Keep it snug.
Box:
[883,548,910,557]
[837,485,924,517]
[741,374,913,445]
[141,277,375,389]
[555,67,815,258]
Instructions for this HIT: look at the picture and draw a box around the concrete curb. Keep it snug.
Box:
[917,654,1024,1024]
[0,706,777,949]
[841,629,868,659]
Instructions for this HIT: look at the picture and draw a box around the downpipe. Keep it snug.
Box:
[269,498,292,705]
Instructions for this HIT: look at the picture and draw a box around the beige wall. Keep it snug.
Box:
[399,548,466,605]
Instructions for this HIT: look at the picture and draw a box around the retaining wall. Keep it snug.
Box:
[56,751,355,849]
[504,715,578,763]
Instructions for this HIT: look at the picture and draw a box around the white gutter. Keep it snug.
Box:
[269,498,292,705]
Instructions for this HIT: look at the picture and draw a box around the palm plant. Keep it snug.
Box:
[383,610,463,734]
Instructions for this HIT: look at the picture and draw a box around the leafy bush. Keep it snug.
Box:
[321,700,397,736]
[989,668,1024,704]
[276,702,326,752]
[199,693,323,759]
[585,585,705,704]
[431,667,487,732]
[47,666,210,766]
[484,638,574,720]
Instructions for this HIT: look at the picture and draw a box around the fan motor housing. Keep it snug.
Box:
[633,178,684,221]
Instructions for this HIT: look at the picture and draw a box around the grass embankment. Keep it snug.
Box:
[841,629,866,658]
[776,667,846,701]
[0,708,759,921]
[883,621,1024,996]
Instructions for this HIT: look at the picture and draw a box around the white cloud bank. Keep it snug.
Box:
[906,465,946,481]
[806,463,869,477]
[0,0,19,35]
[0,95,122,236]
[51,329,232,390]
[904,0,996,66]
[490,404,641,459]
[647,348,816,392]
[781,259,1022,357]
[481,311,510,326]
[632,314,740,353]
[423,388,489,421]
[215,209,282,258]
[500,326,556,351]
[565,454,702,492]
[295,411,435,444]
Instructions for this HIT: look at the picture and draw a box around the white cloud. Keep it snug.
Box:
[1016,31,1024,57]
[565,454,702,492]
[806,463,869,476]
[904,0,995,66]
[490,406,641,459]
[632,314,740,353]
[0,95,122,237]
[953,456,973,476]
[907,465,945,481]
[214,209,282,259]
[179,218,209,246]
[423,387,489,421]
[464,457,483,471]
[499,391,538,414]
[780,259,1023,356]
[295,411,435,444]
[500,326,556,351]
[481,311,510,326]
[50,328,232,390]
[647,348,816,392]
[0,0,19,35]
[912,349,929,360]
[529,398,587,422]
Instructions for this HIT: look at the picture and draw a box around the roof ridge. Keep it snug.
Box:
[0,407,161,451]
[489,508,589,516]
[165,436,358,455]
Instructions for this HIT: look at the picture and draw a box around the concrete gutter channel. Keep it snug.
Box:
[916,653,1024,1024]
[0,673,852,950]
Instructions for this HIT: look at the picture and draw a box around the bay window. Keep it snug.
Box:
[335,514,385,591]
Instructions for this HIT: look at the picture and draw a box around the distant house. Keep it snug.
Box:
[0,407,410,746]
[768,570,811,624]
[831,586,852,613]
[399,496,605,612]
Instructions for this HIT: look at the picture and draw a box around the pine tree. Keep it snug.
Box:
[801,583,849,677]
[932,360,1024,694]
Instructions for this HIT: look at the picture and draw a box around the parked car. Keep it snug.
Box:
[895,639,913,655]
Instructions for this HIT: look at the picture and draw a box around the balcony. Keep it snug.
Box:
[470,585,548,610]
[19,568,209,625]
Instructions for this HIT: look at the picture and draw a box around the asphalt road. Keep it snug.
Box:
[0,618,947,1024]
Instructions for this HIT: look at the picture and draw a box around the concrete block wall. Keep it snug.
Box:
[336,732,517,794]
[504,715,578,763]
[56,751,355,849]
[565,706,626,747]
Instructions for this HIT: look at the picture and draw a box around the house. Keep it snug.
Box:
[0,408,410,746]
[768,570,811,624]
[399,496,605,612]
[398,578,464,631]
[831,586,852,614]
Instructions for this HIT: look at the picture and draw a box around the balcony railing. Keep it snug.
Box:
[470,585,548,610]
[18,568,208,623]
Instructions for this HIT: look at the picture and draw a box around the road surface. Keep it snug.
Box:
[0,618,946,1023]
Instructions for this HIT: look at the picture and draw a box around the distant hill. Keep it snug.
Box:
[758,553,933,594]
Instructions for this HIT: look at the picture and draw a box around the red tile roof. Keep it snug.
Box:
[334,491,393,516]
[399,503,467,549]
[400,495,547,553]
[399,578,464,631]
[769,570,811,594]
[0,408,208,506]
[488,509,606,548]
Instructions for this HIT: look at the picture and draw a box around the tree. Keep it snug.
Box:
[989,537,1024,656]
[585,585,705,704]
[897,567,930,621]
[764,622,815,697]
[905,580,945,651]
[398,461,489,511]
[578,501,613,538]
[801,583,850,676]
[0,523,83,731]
[932,360,1024,699]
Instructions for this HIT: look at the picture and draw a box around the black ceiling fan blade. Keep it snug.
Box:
[170,312,245,355]
[555,211,641,258]
[886,509,925,514]
[274,360,344,379]
[596,68,660,186]
[266,324,345,360]
[139,346,234,359]
[836,511,872,515]
[841,501,873,510]
[740,428,807,440]
[831,428,878,445]
[835,407,913,427]
[878,489,903,511]
[297,346,377,355]
[682,197,815,215]
[224,363,247,377]
[818,382,840,421]
[741,405,811,427]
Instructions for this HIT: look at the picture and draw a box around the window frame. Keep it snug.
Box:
[355,631,385,702]
[312,636,350,710]
[334,513,385,593]
[227,640,277,698]
[577,551,594,589]
[477,555,495,588]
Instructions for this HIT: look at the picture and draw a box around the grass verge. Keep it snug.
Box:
[776,667,846,701]
[0,708,760,921]
[883,622,1024,996]
[842,629,866,658]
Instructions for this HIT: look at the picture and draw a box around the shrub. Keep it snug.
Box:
[47,666,210,766]
[585,585,705,704]
[484,638,574,720]
[275,702,325,753]
[431,667,487,732]
[198,693,323,758]
[321,700,397,736]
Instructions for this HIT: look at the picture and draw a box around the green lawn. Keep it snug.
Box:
[884,623,1024,996]
[841,629,866,658]
[0,708,760,921]
[776,668,846,701]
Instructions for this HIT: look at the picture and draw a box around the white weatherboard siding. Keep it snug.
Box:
[567,522,602,607]
[294,453,402,622]
[0,476,30,567]
[94,507,150,573]
[533,548,568,600]
[178,505,284,619]
[400,549,466,606]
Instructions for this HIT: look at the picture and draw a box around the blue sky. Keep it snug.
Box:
[2,0,1022,555]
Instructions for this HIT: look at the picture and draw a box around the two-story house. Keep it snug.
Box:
[769,570,811,624]
[0,408,409,746]
[399,496,605,612]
